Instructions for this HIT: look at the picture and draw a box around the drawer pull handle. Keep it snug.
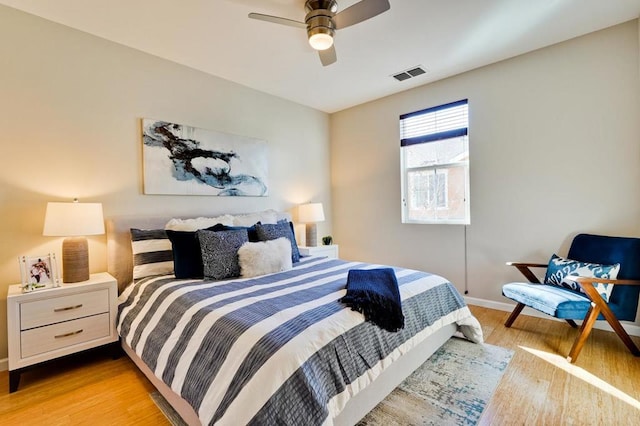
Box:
[54,329,83,339]
[54,304,83,312]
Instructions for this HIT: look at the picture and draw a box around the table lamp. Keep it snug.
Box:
[43,200,105,283]
[298,203,325,247]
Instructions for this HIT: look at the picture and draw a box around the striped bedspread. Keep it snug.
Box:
[117,256,481,425]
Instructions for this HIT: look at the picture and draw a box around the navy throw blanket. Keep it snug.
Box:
[340,268,405,332]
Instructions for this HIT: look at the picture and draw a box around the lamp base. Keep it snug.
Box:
[62,237,90,283]
[305,223,318,247]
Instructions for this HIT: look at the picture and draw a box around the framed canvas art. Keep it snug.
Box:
[142,119,268,196]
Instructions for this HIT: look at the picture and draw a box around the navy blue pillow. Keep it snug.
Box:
[166,226,219,279]
[254,221,300,263]
[166,229,202,278]
[211,223,259,242]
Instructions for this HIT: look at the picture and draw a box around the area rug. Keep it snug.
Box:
[151,337,513,425]
[357,337,513,425]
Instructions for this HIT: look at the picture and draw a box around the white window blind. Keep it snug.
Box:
[400,99,468,146]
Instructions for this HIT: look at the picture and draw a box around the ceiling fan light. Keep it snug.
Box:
[309,32,334,50]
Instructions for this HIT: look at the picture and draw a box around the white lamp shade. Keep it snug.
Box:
[43,202,105,236]
[298,203,325,223]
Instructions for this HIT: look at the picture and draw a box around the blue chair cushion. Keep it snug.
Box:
[503,281,633,320]
[502,282,592,319]
[543,254,620,302]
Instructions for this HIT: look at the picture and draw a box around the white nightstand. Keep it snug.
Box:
[7,272,118,392]
[299,245,339,259]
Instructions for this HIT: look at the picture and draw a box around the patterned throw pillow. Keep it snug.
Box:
[544,254,620,302]
[130,228,174,280]
[254,221,300,263]
[197,229,249,280]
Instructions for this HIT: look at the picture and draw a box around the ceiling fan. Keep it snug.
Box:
[248,0,391,66]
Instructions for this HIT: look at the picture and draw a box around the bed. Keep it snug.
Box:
[106,213,482,426]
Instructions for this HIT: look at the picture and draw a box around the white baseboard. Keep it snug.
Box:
[465,296,640,337]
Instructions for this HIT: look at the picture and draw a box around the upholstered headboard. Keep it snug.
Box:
[106,210,293,292]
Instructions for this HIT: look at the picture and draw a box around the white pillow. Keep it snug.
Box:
[238,237,293,278]
[233,210,279,227]
[165,214,234,231]
[275,211,292,222]
[259,209,282,224]
[232,213,262,227]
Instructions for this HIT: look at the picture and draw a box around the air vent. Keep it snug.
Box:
[392,72,412,82]
[392,65,427,82]
[407,67,426,77]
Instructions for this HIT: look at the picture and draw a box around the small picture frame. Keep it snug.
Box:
[19,253,60,292]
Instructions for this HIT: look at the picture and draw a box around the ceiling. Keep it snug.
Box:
[2,0,639,113]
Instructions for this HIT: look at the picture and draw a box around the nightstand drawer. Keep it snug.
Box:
[299,245,339,259]
[20,289,109,330]
[21,312,111,358]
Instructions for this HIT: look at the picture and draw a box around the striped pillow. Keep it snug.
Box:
[130,228,174,280]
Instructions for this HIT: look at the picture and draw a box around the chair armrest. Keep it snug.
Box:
[563,277,640,307]
[506,262,547,268]
[563,276,640,286]
[506,262,547,283]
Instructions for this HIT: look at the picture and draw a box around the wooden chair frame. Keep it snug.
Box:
[504,262,640,363]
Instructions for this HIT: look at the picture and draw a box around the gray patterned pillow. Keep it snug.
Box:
[254,221,300,263]
[197,229,249,280]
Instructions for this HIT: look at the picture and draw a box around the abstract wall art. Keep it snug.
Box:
[142,119,268,196]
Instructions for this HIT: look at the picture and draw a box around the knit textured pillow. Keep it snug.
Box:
[254,221,300,263]
[197,229,249,280]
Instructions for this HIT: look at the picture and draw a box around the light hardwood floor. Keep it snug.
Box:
[0,305,638,425]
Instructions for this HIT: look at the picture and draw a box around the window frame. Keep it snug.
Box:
[400,99,470,225]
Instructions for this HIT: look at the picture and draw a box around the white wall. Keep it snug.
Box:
[1,6,638,363]
[331,21,640,308]
[0,5,331,359]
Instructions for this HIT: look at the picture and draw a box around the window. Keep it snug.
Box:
[409,169,447,209]
[400,99,469,224]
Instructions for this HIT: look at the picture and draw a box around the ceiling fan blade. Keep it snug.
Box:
[334,0,390,29]
[248,13,307,29]
[319,45,337,66]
